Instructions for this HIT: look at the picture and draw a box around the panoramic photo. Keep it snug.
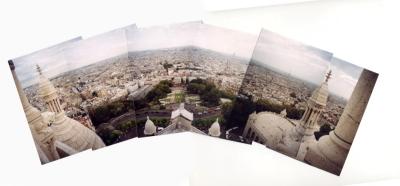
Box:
[230,29,378,175]
[9,24,137,164]
[126,22,258,143]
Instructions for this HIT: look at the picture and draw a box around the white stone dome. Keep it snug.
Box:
[144,116,157,135]
[251,112,294,149]
[51,115,105,150]
[42,111,56,126]
[208,118,221,137]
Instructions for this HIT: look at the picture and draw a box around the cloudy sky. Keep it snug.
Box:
[252,29,361,99]
[329,57,362,99]
[13,37,82,88]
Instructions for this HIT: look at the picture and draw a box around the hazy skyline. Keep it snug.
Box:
[252,29,360,99]
[126,22,258,60]
[194,23,258,60]
[14,25,136,88]
[13,37,82,88]
[64,24,136,70]
[126,21,201,51]
[12,24,362,98]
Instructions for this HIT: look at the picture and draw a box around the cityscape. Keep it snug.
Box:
[8,23,378,176]
[127,46,248,140]
[240,63,347,129]
[23,46,251,146]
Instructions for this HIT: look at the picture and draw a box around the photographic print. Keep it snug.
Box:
[127,22,259,143]
[8,37,106,164]
[8,24,137,164]
[126,21,203,137]
[62,25,138,147]
[190,23,258,142]
[231,29,378,175]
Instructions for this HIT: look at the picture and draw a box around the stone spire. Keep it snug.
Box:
[144,116,156,136]
[304,69,378,175]
[208,118,221,137]
[8,60,59,162]
[37,64,64,115]
[294,70,331,138]
[291,70,331,160]
[325,70,332,83]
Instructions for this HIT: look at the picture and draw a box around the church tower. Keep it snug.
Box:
[8,61,59,163]
[294,70,331,139]
[291,70,331,160]
[37,65,64,115]
[304,69,378,175]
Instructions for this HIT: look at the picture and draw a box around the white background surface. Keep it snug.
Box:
[0,0,399,185]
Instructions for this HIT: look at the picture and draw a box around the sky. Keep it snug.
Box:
[329,57,362,99]
[252,29,361,99]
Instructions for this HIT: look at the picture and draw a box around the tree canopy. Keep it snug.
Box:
[89,100,135,126]
[187,78,221,107]
[145,80,173,103]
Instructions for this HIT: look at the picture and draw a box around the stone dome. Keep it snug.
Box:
[251,112,295,149]
[51,115,105,150]
[144,116,157,135]
[42,111,56,126]
[208,118,221,137]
